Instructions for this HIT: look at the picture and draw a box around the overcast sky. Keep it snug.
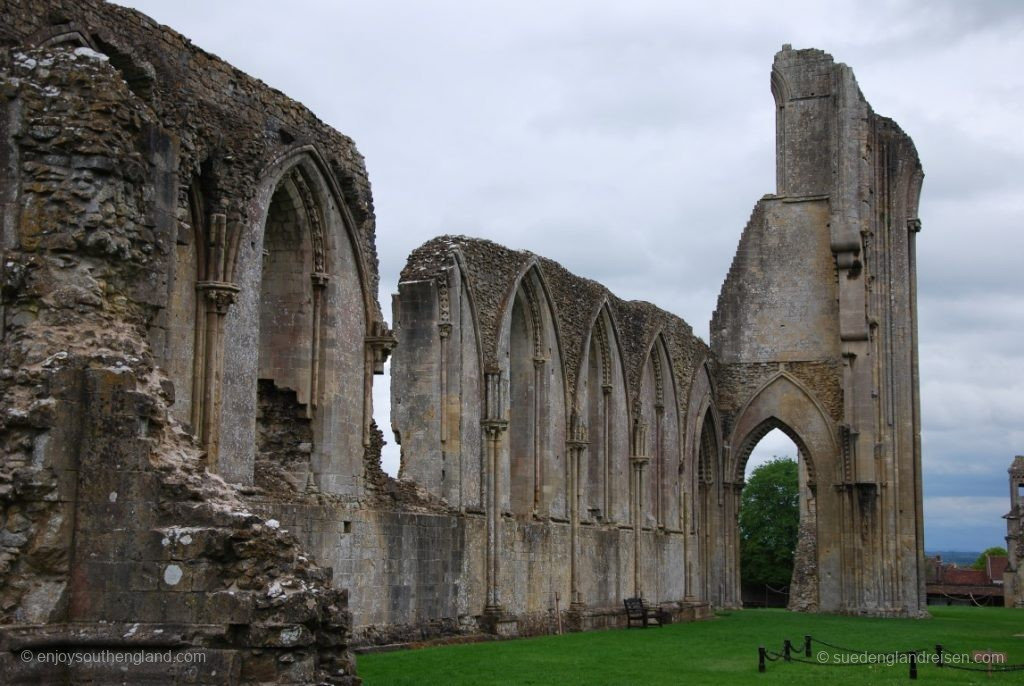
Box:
[117,0,1023,552]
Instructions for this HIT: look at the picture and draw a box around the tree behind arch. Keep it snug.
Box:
[740,458,799,587]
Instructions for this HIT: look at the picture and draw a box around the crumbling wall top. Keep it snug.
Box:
[1,0,383,319]
[400,235,707,405]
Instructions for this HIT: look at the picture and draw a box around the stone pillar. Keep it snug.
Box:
[567,410,588,609]
[482,371,507,619]
[187,203,244,476]
[533,357,545,514]
[726,481,744,608]
[602,384,612,519]
[194,278,238,469]
[630,409,649,598]
[439,321,451,444]
[309,271,329,410]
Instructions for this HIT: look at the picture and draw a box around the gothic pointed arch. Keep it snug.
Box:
[635,332,682,529]
[695,404,724,603]
[497,262,568,521]
[216,148,370,494]
[728,372,836,485]
[575,300,629,524]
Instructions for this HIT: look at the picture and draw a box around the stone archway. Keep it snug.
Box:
[217,152,369,493]
[723,373,839,611]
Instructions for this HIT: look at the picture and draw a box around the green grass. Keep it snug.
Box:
[357,607,1024,685]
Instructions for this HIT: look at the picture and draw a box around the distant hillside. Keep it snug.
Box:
[926,550,981,566]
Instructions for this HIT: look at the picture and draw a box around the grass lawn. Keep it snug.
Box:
[357,606,1024,685]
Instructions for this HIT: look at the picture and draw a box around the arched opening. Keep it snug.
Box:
[254,173,318,486]
[505,270,568,520]
[213,153,367,492]
[717,373,837,610]
[697,410,721,604]
[508,289,537,516]
[582,318,609,522]
[734,420,817,611]
[637,338,680,529]
[738,428,801,608]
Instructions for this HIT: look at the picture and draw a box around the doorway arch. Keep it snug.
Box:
[723,372,838,610]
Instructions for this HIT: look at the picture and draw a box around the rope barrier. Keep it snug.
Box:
[756,634,1024,678]
[937,589,989,607]
[809,636,914,657]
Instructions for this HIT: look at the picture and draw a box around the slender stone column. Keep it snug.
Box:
[309,271,328,410]
[194,280,237,468]
[483,367,507,617]
[191,206,239,471]
[630,409,649,598]
[602,384,612,518]
[439,322,451,444]
[533,357,545,514]
[654,404,664,526]
[724,480,745,607]
[483,418,508,614]
[567,411,587,609]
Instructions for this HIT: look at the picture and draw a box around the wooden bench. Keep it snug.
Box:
[624,597,661,629]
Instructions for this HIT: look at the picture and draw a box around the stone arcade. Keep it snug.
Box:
[0,1,927,683]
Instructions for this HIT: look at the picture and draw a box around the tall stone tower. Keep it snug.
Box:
[711,46,926,615]
[1004,456,1024,607]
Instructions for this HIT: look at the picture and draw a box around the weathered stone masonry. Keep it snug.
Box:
[0,0,378,681]
[0,2,928,683]
[712,46,927,615]
[392,238,710,628]
[1004,456,1024,607]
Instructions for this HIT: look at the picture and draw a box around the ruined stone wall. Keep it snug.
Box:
[392,236,711,628]
[711,46,926,616]
[0,0,388,494]
[0,45,357,683]
[0,1,928,671]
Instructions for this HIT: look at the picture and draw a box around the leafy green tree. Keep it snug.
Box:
[971,546,1007,570]
[740,457,799,587]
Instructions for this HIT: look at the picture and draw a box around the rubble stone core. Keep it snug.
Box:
[0,2,927,684]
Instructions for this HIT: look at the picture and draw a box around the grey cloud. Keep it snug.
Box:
[116,0,1022,550]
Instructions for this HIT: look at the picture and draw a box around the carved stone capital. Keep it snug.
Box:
[366,320,397,373]
[482,419,509,438]
[196,280,240,314]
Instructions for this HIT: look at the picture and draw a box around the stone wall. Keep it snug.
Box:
[710,46,926,616]
[392,236,712,624]
[1004,456,1024,607]
[0,44,357,683]
[0,2,929,678]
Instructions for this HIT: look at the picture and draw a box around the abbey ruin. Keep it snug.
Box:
[0,0,927,682]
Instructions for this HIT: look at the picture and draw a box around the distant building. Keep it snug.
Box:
[925,553,1007,606]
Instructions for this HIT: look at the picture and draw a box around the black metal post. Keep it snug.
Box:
[759,646,766,673]
[935,643,943,668]
[909,651,918,680]
[804,635,811,657]
[783,639,792,662]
